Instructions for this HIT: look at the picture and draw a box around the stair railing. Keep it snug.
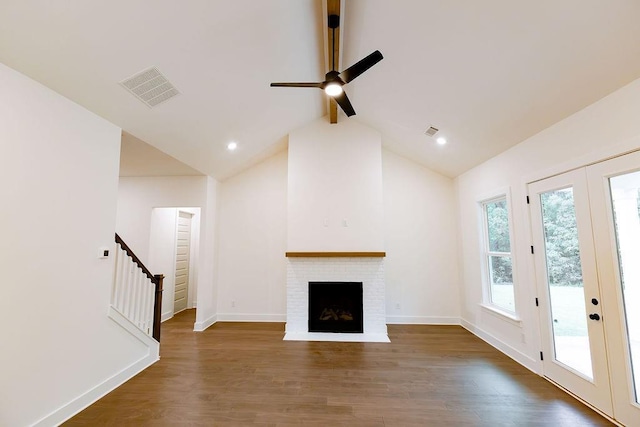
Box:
[112,233,164,341]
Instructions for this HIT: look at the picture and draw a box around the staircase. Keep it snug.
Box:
[111,233,164,341]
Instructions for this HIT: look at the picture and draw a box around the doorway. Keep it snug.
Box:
[149,207,200,322]
[173,211,193,314]
[528,150,640,425]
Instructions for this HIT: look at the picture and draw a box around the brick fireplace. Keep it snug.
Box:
[284,255,389,342]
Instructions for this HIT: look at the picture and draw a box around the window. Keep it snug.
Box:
[481,195,516,314]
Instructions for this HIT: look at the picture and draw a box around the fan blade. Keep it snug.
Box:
[338,50,383,84]
[333,91,356,117]
[270,82,323,88]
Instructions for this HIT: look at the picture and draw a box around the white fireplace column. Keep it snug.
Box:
[285,120,386,342]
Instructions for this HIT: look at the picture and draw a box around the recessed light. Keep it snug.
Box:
[227,141,238,151]
[436,137,447,145]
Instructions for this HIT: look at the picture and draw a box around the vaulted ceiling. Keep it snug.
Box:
[2,1,640,180]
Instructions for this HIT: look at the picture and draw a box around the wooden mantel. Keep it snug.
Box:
[285,252,386,258]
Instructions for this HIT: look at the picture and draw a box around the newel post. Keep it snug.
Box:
[152,274,164,342]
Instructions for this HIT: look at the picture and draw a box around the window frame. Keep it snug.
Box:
[478,189,520,321]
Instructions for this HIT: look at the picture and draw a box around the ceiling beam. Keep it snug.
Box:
[326,0,340,124]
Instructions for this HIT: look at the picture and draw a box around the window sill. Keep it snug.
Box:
[480,303,522,327]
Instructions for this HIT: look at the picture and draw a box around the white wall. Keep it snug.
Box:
[116,176,207,263]
[194,176,219,330]
[0,63,150,426]
[216,151,288,321]
[215,134,461,324]
[115,176,218,330]
[287,119,384,252]
[456,77,640,370]
[149,208,178,320]
[383,150,460,324]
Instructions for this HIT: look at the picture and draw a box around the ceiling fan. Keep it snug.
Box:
[270,13,383,118]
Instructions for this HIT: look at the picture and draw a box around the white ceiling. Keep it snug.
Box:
[2,0,640,180]
[119,132,203,177]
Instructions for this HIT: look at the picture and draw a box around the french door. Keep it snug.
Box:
[529,169,612,414]
[588,151,640,425]
[529,151,640,425]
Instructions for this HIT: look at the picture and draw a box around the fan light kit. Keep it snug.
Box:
[270,14,383,117]
[324,83,343,96]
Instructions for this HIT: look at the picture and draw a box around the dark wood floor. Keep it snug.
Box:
[66,310,612,426]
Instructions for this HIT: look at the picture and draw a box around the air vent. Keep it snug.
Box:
[424,126,439,137]
[120,67,179,108]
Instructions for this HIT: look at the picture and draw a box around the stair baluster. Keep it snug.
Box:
[112,233,164,341]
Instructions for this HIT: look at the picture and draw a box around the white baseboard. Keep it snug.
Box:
[193,313,217,331]
[161,310,173,323]
[386,315,460,325]
[460,318,539,373]
[216,313,286,322]
[34,352,158,427]
[33,307,159,427]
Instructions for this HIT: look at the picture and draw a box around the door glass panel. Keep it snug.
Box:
[609,171,640,403]
[540,187,593,379]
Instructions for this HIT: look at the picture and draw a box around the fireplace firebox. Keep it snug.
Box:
[308,282,363,333]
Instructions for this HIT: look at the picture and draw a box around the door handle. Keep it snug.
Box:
[589,313,601,321]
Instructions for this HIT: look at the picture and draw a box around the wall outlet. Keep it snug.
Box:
[231,300,236,308]
[395,303,400,310]
[342,219,348,227]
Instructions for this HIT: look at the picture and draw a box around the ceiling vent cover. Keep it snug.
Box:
[120,67,179,108]
[424,126,439,137]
